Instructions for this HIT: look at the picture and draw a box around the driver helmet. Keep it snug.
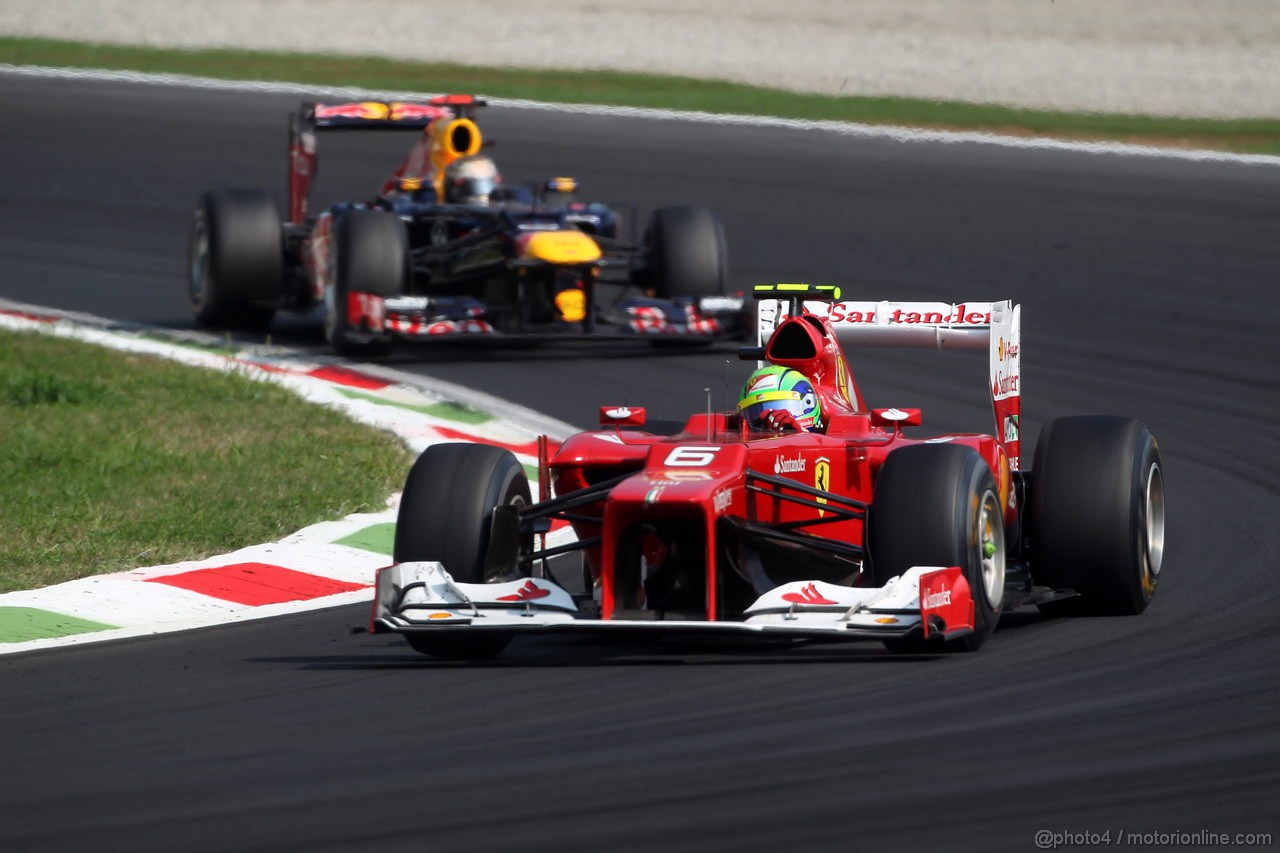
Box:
[443,154,501,205]
[738,365,823,431]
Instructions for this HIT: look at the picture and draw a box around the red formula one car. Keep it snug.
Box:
[372,285,1165,658]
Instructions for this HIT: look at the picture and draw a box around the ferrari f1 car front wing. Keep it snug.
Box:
[371,561,976,644]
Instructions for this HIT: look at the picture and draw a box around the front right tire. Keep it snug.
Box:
[643,205,727,300]
[394,443,533,660]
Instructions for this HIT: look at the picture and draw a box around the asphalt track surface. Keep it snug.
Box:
[2,74,1278,852]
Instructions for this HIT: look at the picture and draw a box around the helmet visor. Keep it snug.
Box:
[741,396,817,429]
[450,175,497,202]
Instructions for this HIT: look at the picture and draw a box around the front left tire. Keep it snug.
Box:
[867,444,1006,652]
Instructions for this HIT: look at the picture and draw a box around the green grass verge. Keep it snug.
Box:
[2,36,1278,155]
[0,330,411,593]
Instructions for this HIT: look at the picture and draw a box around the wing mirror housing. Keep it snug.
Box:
[870,407,922,428]
[599,406,647,427]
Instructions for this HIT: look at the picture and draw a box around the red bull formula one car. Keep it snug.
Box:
[372,284,1166,658]
[188,95,741,355]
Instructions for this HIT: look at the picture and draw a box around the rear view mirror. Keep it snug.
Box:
[870,407,922,428]
[599,406,647,427]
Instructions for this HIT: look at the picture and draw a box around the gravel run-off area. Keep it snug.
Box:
[1,0,1278,118]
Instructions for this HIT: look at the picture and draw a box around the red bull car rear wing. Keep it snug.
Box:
[309,96,485,129]
[289,96,487,222]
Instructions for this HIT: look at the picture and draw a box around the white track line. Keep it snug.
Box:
[4,63,1279,167]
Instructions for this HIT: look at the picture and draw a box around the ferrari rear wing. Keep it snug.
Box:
[754,284,1011,349]
[755,284,1023,468]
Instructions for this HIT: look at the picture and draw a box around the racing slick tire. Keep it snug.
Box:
[1030,416,1165,617]
[644,205,727,300]
[867,444,1006,653]
[189,190,281,331]
[394,443,533,660]
[325,208,408,358]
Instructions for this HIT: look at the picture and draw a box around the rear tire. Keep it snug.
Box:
[867,444,1006,653]
[394,443,532,660]
[189,190,281,331]
[644,205,726,300]
[1031,416,1165,616]
[326,209,407,358]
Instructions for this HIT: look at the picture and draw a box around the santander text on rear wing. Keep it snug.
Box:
[755,284,1022,468]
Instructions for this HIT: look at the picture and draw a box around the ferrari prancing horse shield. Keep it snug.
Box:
[815,457,831,516]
